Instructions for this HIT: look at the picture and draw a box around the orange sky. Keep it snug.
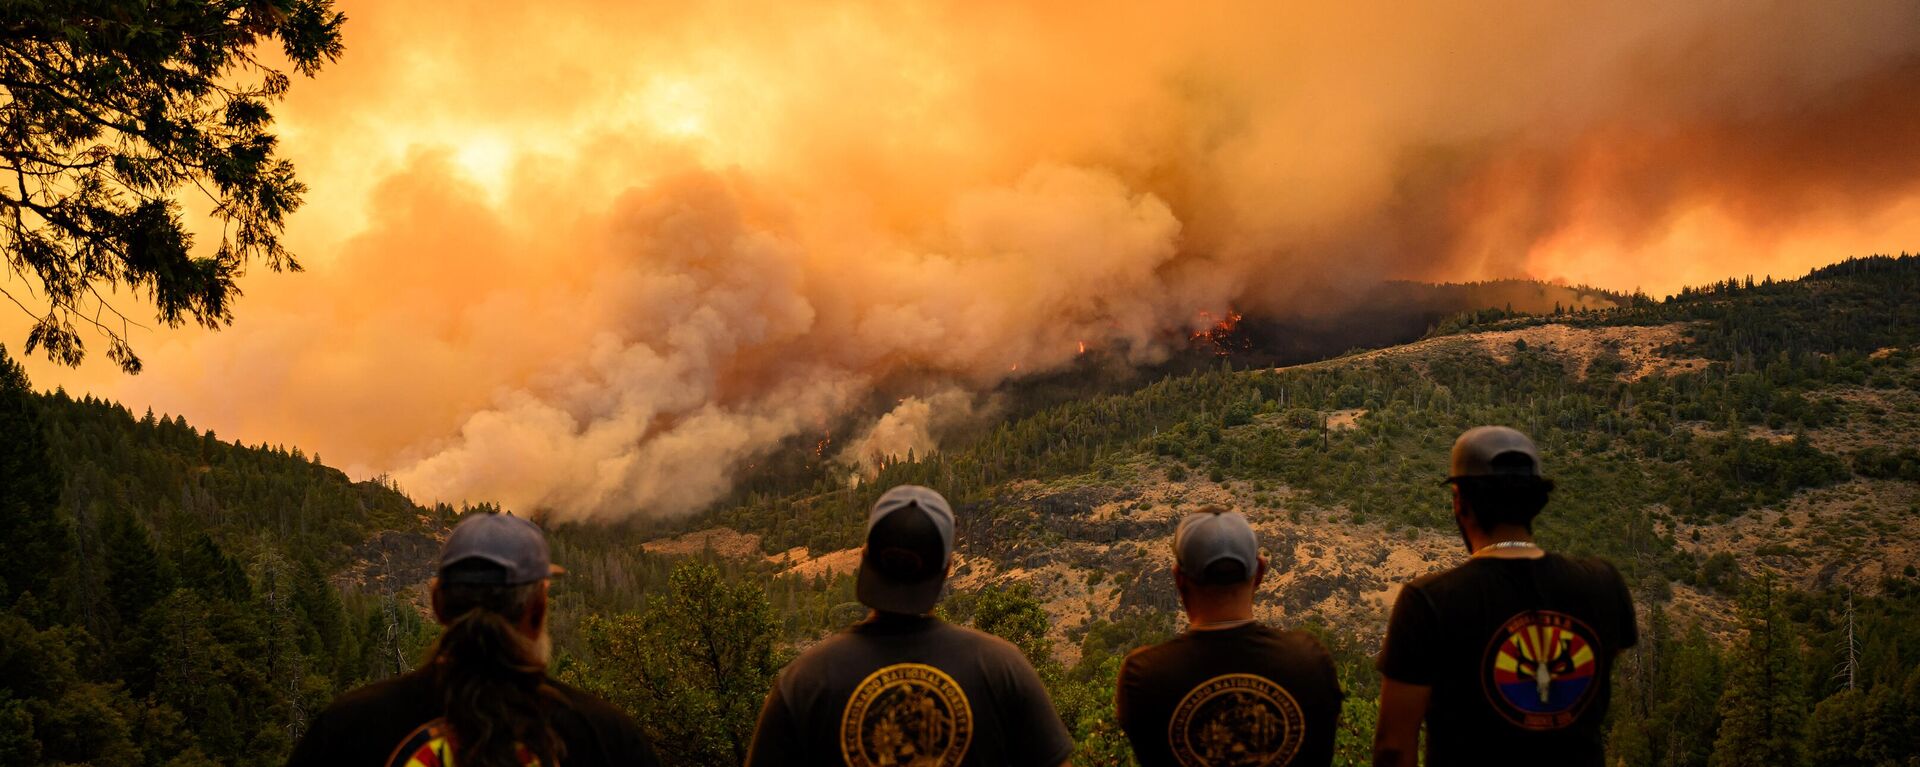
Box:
[10,0,1920,518]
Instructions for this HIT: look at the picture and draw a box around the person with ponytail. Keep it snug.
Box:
[288,512,660,767]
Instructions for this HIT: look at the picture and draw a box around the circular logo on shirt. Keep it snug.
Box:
[840,663,974,767]
[384,719,542,767]
[1481,610,1603,730]
[1167,673,1306,767]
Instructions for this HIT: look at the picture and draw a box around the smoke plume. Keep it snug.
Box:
[15,0,1920,518]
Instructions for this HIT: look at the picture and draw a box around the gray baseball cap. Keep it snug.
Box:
[1447,425,1543,481]
[856,485,955,615]
[1174,508,1258,585]
[438,512,563,585]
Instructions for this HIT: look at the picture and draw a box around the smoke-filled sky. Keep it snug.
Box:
[12,0,1920,519]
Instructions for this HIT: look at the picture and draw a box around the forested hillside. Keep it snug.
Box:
[689,253,1920,765]
[4,255,1920,766]
[0,352,460,765]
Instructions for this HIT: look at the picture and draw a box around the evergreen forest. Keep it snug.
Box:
[4,255,1920,766]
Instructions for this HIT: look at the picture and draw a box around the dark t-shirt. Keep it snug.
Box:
[284,667,661,767]
[1377,553,1637,767]
[1117,622,1344,767]
[746,612,1076,767]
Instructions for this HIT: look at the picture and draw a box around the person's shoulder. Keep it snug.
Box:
[1266,625,1332,655]
[1118,632,1187,674]
[546,678,661,765]
[769,622,882,696]
[785,623,865,667]
[939,621,1027,660]
[925,621,1050,677]
[1548,552,1628,586]
[547,677,639,727]
[1240,625,1337,678]
[318,669,433,719]
[1402,564,1459,594]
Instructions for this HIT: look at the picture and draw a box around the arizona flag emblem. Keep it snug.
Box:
[385,720,542,767]
[1481,610,1601,730]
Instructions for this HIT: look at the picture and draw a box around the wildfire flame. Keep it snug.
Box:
[1190,310,1247,357]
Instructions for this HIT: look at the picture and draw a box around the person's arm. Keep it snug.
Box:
[1001,650,1076,767]
[1373,584,1439,767]
[1113,652,1140,741]
[1611,561,1639,656]
[1114,649,1166,765]
[283,708,332,767]
[1372,678,1429,767]
[627,721,665,767]
[744,682,800,767]
[1309,638,1345,764]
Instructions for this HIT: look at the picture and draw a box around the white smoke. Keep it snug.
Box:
[390,166,1202,518]
[24,0,1920,522]
[839,389,979,478]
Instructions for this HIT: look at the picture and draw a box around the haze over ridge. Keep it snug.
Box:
[14,0,1920,519]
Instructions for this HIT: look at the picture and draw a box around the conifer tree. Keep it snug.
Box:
[178,534,251,603]
[1711,577,1809,767]
[0,346,68,605]
[1805,688,1868,767]
[100,504,166,635]
[1,0,345,371]
[292,555,351,684]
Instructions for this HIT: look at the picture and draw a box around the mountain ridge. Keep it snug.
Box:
[6,254,1918,766]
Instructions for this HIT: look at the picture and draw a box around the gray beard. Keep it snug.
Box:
[531,628,552,667]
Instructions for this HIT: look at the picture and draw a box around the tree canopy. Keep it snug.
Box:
[0,0,344,372]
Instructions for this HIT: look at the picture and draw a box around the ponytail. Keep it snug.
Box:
[429,573,565,767]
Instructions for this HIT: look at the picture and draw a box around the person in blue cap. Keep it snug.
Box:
[746,485,1074,767]
[1373,426,1637,767]
[287,512,660,767]
[1116,506,1342,767]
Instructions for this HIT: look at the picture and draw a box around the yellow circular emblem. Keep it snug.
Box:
[840,663,974,767]
[1167,673,1306,767]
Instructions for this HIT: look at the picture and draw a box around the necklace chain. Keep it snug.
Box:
[1189,618,1255,630]
[1473,540,1542,557]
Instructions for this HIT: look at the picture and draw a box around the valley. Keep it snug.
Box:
[5,255,1919,766]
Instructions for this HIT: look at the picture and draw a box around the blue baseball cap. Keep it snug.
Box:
[856,485,956,614]
[1174,508,1258,585]
[438,512,563,585]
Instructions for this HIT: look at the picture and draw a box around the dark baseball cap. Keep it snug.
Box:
[438,512,563,585]
[1174,508,1258,585]
[856,485,955,615]
[1447,425,1543,482]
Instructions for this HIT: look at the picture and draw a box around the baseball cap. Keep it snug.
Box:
[1174,508,1258,585]
[856,485,955,615]
[1447,425,1543,482]
[438,512,563,585]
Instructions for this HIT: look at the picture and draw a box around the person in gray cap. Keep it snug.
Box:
[1373,426,1636,767]
[287,512,660,767]
[1115,506,1342,767]
[746,485,1074,767]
